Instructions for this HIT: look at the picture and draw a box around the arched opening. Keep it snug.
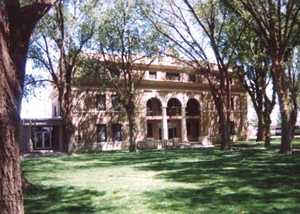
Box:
[166,98,182,140]
[167,98,182,116]
[146,98,162,140]
[146,98,162,116]
[186,98,200,116]
[186,98,200,141]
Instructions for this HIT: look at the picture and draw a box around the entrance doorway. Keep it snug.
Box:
[32,127,52,150]
[168,127,177,139]
[187,119,199,141]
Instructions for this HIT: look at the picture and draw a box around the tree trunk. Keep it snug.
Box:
[256,112,266,142]
[263,99,274,147]
[263,113,271,147]
[216,101,231,150]
[272,62,297,154]
[0,13,23,214]
[0,14,24,214]
[127,106,136,152]
[219,120,231,150]
[0,2,53,213]
[62,118,75,153]
[264,128,271,147]
[128,115,135,152]
[280,118,293,153]
[0,117,24,214]
[64,89,75,153]
[58,88,75,153]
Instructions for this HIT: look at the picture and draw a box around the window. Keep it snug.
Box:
[84,95,94,110]
[96,94,106,110]
[97,124,107,142]
[186,99,200,116]
[146,98,162,116]
[97,68,108,80]
[166,72,180,81]
[111,95,121,111]
[53,106,57,117]
[168,127,177,139]
[167,98,181,116]
[112,124,122,141]
[188,74,196,82]
[149,71,157,79]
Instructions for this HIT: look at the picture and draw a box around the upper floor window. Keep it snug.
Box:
[149,71,157,80]
[188,74,196,82]
[146,98,162,116]
[166,72,180,81]
[186,99,200,116]
[111,95,121,111]
[97,124,107,142]
[84,95,94,111]
[167,98,182,116]
[96,94,106,110]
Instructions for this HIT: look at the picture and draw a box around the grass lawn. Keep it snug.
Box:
[23,142,300,214]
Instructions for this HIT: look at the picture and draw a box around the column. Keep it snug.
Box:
[28,123,33,152]
[181,107,187,142]
[162,106,168,140]
[198,115,202,138]
[144,118,148,139]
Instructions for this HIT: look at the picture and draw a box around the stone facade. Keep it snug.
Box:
[51,58,248,152]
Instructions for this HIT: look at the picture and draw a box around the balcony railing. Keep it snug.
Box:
[167,107,181,116]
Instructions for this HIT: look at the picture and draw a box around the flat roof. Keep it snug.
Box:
[22,118,62,126]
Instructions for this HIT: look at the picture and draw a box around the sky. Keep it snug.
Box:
[21,87,52,119]
[21,62,52,119]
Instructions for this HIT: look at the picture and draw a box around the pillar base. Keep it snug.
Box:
[198,136,213,146]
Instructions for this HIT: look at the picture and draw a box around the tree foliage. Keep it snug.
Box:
[29,0,97,152]
[222,0,300,154]
[78,0,168,152]
[225,19,276,146]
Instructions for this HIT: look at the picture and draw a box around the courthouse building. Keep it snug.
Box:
[22,57,248,152]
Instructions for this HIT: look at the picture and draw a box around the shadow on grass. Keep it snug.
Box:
[24,185,110,214]
[143,186,300,214]
[23,143,300,213]
[138,148,300,213]
[138,148,300,185]
[25,149,217,171]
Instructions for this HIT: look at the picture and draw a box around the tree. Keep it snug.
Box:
[0,1,54,213]
[81,0,167,152]
[23,72,49,99]
[230,26,276,146]
[144,0,244,149]
[29,0,96,152]
[222,0,300,154]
